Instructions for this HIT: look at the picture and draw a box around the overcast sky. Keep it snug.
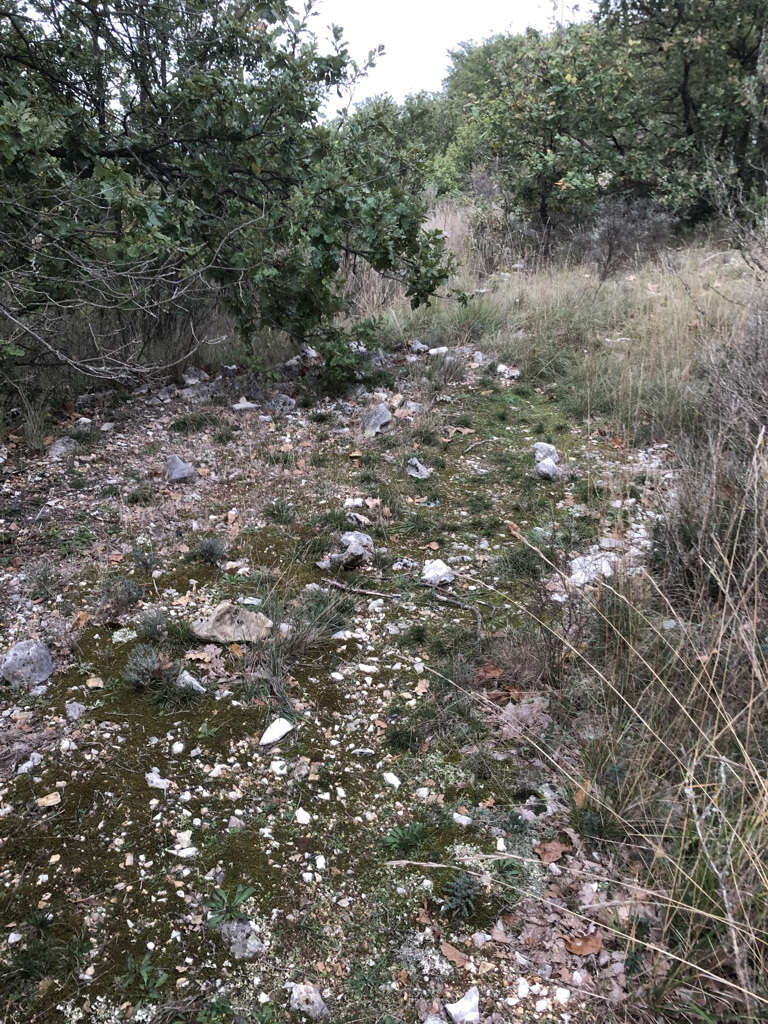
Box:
[313,1,587,107]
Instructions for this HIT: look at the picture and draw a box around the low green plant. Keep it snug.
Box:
[102,574,142,612]
[118,951,169,1001]
[121,644,192,707]
[382,822,429,857]
[265,498,295,524]
[441,872,482,920]
[170,412,218,434]
[206,884,256,925]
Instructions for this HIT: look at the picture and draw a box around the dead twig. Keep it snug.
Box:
[321,578,401,600]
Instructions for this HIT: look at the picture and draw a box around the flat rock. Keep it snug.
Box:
[446,986,480,1024]
[289,982,328,1020]
[165,454,196,483]
[321,530,374,570]
[1,640,54,688]
[192,602,273,644]
[65,701,86,722]
[421,559,456,586]
[362,402,392,437]
[406,457,433,480]
[47,437,77,461]
[219,919,266,960]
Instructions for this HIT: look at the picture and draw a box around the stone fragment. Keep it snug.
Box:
[36,792,61,808]
[446,986,480,1024]
[176,669,206,694]
[533,442,559,464]
[534,457,562,482]
[219,919,266,960]
[320,531,374,570]
[1,640,54,688]
[289,982,328,1020]
[259,717,294,746]
[145,770,171,791]
[568,553,614,587]
[382,772,401,790]
[191,602,273,644]
[295,808,311,825]
[233,396,259,411]
[165,454,196,483]
[406,457,433,480]
[362,403,392,436]
[47,437,77,460]
[421,559,456,586]
[65,701,86,722]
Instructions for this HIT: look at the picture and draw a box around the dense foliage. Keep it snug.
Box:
[0,0,451,381]
[421,0,767,222]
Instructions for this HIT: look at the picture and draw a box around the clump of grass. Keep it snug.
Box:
[169,411,217,434]
[136,608,168,642]
[125,484,154,506]
[102,574,141,613]
[131,544,158,572]
[28,562,61,601]
[195,535,226,565]
[382,822,429,857]
[265,498,295,524]
[122,644,194,707]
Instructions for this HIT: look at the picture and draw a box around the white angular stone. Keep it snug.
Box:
[382,772,401,790]
[421,559,456,586]
[446,986,480,1024]
[259,717,294,746]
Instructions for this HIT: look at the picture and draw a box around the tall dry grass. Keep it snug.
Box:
[387,201,768,1018]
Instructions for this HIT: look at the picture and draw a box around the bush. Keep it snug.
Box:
[195,536,226,566]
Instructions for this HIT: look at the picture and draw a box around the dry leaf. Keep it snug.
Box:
[564,932,603,956]
[230,643,243,659]
[441,941,468,967]
[473,663,503,686]
[415,678,430,696]
[72,610,90,630]
[533,840,571,865]
[573,781,592,809]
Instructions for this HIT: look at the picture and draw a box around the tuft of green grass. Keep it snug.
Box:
[265,498,296,524]
[169,411,218,434]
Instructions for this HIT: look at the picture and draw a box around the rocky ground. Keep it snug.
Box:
[0,342,672,1023]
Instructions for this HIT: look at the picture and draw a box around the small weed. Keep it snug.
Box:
[122,644,191,707]
[214,427,236,444]
[118,951,169,1002]
[131,544,158,572]
[441,872,482,920]
[102,574,142,612]
[28,562,61,601]
[207,884,256,925]
[382,822,429,857]
[136,608,168,641]
[265,498,296,524]
[126,484,154,506]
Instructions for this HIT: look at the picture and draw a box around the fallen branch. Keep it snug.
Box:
[322,577,401,600]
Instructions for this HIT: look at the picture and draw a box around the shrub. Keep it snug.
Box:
[195,536,226,566]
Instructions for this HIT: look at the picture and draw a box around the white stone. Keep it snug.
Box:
[382,772,401,790]
[446,986,480,1024]
[421,559,456,586]
[145,770,171,791]
[259,717,294,746]
[295,808,311,825]
[452,812,472,827]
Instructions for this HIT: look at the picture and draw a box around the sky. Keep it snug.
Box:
[313,0,587,106]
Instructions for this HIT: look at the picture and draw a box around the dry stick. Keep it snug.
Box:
[321,577,401,601]
[429,589,483,639]
[462,438,502,456]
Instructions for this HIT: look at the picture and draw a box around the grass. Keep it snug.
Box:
[169,411,218,434]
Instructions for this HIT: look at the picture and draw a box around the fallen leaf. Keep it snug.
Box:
[564,932,603,956]
[422,541,440,551]
[573,781,592,809]
[473,663,503,686]
[441,941,468,967]
[230,643,243,659]
[533,840,571,865]
[415,678,430,696]
[109,552,123,563]
[72,610,90,630]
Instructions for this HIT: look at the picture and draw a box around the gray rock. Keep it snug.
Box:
[534,457,562,482]
[1,640,54,688]
[191,601,273,643]
[47,437,77,461]
[319,531,374,570]
[65,701,87,722]
[165,454,196,483]
[181,367,210,386]
[421,559,456,586]
[265,393,296,415]
[533,442,559,464]
[232,396,259,411]
[409,339,429,353]
[219,919,266,960]
[445,987,480,1024]
[289,982,329,1020]
[176,669,206,694]
[362,403,392,437]
[178,382,214,403]
[406,457,433,480]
